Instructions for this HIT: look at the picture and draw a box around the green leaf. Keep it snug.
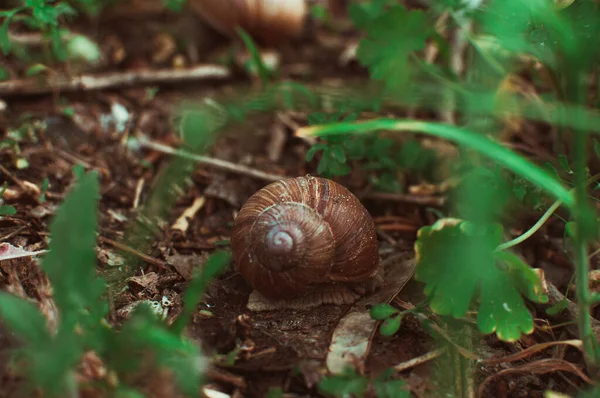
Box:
[0,65,8,81]
[113,304,208,397]
[66,34,101,64]
[370,303,399,320]
[318,367,369,397]
[306,143,327,162]
[39,177,49,202]
[565,221,577,239]
[546,299,569,316]
[594,139,600,160]
[330,145,347,163]
[348,0,395,29]
[414,218,540,342]
[237,27,271,84]
[266,387,284,398]
[557,154,572,174]
[0,292,50,344]
[373,377,411,398]
[379,314,402,337]
[356,5,431,92]
[40,169,106,326]
[0,205,16,215]
[496,251,548,304]
[544,162,560,181]
[25,63,49,77]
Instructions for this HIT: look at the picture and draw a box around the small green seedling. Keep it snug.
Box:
[0,182,16,216]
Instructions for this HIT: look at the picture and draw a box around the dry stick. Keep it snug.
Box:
[393,348,447,372]
[0,65,231,96]
[138,136,445,206]
[98,236,168,270]
[365,191,445,207]
[137,136,288,182]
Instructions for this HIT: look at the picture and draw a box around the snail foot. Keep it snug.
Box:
[347,264,385,296]
[246,285,361,312]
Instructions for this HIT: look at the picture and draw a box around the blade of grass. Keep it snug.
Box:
[296,119,573,208]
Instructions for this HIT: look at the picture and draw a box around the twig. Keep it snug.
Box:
[363,191,445,207]
[138,137,446,207]
[132,178,145,209]
[393,348,446,372]
[0,224,28,241]
[136,136,287,182]
[0,65,231,96]
[477,358,594,398]
[205,367,246,389]
[171,196,206,233]
[98,236,168,270]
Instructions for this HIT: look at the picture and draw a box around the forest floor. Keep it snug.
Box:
[0,2,594,398]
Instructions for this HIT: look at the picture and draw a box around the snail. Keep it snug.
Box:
[188,0,307,46]
[230,175,383,310]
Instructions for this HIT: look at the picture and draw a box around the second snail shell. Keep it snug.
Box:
[230,175,380,301]
[189,0,307,45]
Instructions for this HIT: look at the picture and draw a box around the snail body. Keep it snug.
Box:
[230,176,380,305]
[189,0,307,46]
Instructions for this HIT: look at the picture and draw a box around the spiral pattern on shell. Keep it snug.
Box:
[230,176,379,300]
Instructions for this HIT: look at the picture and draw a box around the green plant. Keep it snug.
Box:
[0,182,17,216]
[296,0,600,372]
[0,166,231,396]
[318,367,410,398]
[306,111,436,187]
[0,0,104,62]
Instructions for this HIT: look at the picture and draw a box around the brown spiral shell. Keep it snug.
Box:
[230,175,379,300]
[189,0,307,46]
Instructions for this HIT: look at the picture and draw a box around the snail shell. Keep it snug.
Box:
[189,0,307,45]
[230,176,380,301]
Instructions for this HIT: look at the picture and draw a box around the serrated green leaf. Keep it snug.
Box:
[495,251,548,304]
[307,112,328,125]
[330,145,347,163]
[40,170,106,327]
[477,0,566,67]
[356,5,430,92]
[0,292,50,344]
[370,303,399,320]
[348,0,395,29]
[305,143,326,162]
[415,218,539,342]
[379,314,402,337]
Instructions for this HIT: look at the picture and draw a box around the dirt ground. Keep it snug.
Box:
[0,1,595,397]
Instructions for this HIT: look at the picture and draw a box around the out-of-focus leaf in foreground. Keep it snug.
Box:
[414,218,548,342]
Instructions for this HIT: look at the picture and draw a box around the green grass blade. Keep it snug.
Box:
[296,119,573,208]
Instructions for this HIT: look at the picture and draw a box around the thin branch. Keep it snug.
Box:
[136,136,287,182]
[0,65,231,96]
